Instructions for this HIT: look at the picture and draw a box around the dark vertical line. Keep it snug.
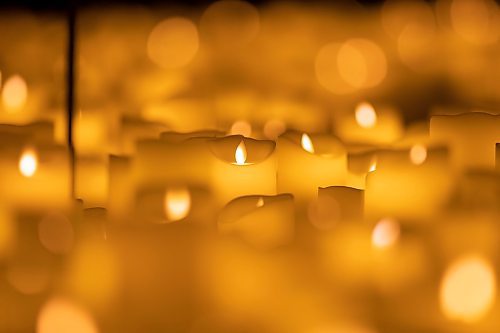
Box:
[67,2,77,198]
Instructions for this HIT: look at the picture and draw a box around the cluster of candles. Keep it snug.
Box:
[0,0,499,332]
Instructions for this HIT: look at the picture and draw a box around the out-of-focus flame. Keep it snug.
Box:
[355,102,377,128]
[440,255,496,323]
[410,144,427,165]
[256,197,264,207]
[2,75,27,112]
[372,218,400,249]
[37,297,98,333]
[234,140,247,165]
[19,148,37,177]
[164,187,191,222]
[301,133,315,153]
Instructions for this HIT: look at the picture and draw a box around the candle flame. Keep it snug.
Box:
[301,133,315,153]
[372,218,399,249]
[440,255,496,323]
[164,187,191,222]
[355,102,377,128]
[19,149,37,178]
[234,141,247,165]
[410,144,427,165]
[369,159,377,172]
[256,197,264,207]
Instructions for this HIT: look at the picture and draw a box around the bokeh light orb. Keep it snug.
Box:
[147,17,199,69]
[450,0,499,44]
[440,255,496,323]
[2,75,27,112]
[200,0,260,48]
[37,297,98,333]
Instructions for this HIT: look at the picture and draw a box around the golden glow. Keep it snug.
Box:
[234,140,247,165]
[37,297,98,333]
[2,74,27,112]
[301,133,315,153]
[230,120,252,137]
[372,218,400,249]
[38,213,75,255]
[200,0,260,48]
[450,0,499,44]
[263,119,286,140]
[147,17,199,69]
[440,255,496,323]
[256,197,264,207]
[19,148,38,177]
[164,187,191,222]
[410,144,427,165]
[337,39,387,89]
[7,264,49,295]
[355,102,377,129]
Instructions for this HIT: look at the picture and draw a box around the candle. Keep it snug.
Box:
[430,112,500,170]
[334,102,404,145]
[134,185,215,226]
[218,194,294,249]
[209,135,276,207]
[276,131,347,206]
[0,140,71,210]
[365,146,454,220]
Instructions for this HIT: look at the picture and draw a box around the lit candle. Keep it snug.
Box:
[276,131,347,206]
[209,135,277,207]
[218,194,294,249]
[334,102,404,145]
[0,142,71,210]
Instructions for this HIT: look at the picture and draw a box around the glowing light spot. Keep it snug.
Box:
[256,197,264,207]
[450,0,498,44]
[234,140,247,165]
[37,297,98,333]
[315,42,355,94]
[440,255,496,323]
[337,39,387,89]
[164,187,191,222]
[372,218,400,249]
[2,75,27,112]
[301,133,315,153]
[38,213,74,255]
[147,17,199,69]
[410,144,427,165]
[7,264,49,295]
[19,148,37,177]
[355,102,377,128]
[200,0,260,48]
[263,119,286,140]
[230,120,252,137]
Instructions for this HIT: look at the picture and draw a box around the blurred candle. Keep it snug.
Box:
[430,112,500,170]
[334,102,403,145]
[218,194,294,249]
[365,147,454,220]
